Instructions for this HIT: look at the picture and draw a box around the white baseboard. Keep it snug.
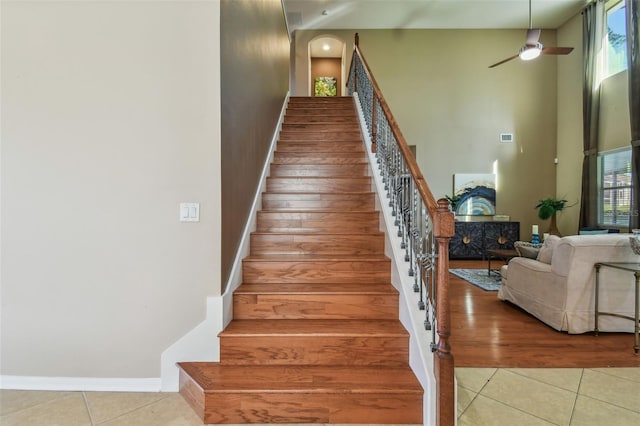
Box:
[0,376,161,392]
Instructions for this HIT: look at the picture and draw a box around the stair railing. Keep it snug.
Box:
[347,33,455,426]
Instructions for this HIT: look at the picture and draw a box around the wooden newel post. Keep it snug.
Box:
[433,198,455,426]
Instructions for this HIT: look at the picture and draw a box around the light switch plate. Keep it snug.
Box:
[180,203,199,222]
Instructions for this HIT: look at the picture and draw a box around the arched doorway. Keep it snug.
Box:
[308,36,346,96]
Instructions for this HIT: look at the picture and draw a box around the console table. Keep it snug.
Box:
[594,262,640,354]
[449,221,520,259]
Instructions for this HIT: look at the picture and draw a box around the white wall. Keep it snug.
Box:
[1,0,221,382]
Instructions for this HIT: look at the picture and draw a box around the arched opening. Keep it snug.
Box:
[308,35,346,96]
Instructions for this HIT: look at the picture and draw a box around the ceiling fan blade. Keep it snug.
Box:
[526,28,541,45]
[488,54,519,68]
[541,46,574,55]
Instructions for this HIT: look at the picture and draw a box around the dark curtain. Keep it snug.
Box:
[580,0,606,228]
[629,0,640,229]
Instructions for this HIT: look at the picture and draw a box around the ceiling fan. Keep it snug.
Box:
[488,0,574,68]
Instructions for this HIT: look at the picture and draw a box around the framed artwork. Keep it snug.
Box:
[314,76,337,96]
[453,173,496,216]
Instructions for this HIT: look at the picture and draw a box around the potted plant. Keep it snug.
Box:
[535,198,568,236]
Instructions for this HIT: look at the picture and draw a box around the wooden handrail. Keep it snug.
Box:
[350,33,455,426]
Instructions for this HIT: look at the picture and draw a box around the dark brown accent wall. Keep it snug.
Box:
[220,0,289,292]
[311,58,342,96]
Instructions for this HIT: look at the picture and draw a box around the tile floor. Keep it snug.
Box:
[457,367,640,426]
[1,367,639,425]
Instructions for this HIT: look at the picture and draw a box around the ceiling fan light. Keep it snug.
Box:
[519,43,542,61]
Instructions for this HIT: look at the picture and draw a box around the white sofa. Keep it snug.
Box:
[499,234,639,334]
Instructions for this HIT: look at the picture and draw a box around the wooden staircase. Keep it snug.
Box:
[177,96,423,424]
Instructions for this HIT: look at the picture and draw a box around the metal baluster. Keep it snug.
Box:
[409,182,424,286]
[412,186,421,292]
[388,142,397,213]
[405,173,414,271]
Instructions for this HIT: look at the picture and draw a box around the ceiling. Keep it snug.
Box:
[284,0,590,32]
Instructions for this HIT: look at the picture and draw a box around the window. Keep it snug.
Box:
[599,149,632,226]
[605,0,627,77]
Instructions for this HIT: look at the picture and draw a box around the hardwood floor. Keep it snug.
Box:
[450,259,640,368]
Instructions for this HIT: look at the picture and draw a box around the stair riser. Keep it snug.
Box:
[257,221,378,233]
[266,177,371,193]
[233,294,399,320]
[258,211,378,223]
[270,164,369,177]
[256,212,379,233]
[288,97,353,103]
[250,234,384,256]
[242,260,391,284]
[262,194,375,211]
[179,371,204,419]
[285,108,356,116]
[272,156,366,165]
[255,226,380,234]
[198,392,422,424]
[276,142,364,152]
[279,131,361,141]
[282,123,360,132]
[284,115,357,123]
[219,336,409,367]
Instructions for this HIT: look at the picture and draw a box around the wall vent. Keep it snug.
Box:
[286,12,303,26]
[500,133,514,143]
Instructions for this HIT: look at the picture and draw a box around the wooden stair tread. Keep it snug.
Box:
[263,191,375,195]
[235,282,396,294]
[178,363,422,393]
[254,227,380,234]
[264,190,373,194]
[278,138,362,141]
[265,192,375,196]
[251,231,384,236]
[271,159,367,165]
[258,209,376,214]
[244,254,389,261]
[220,319,408,336]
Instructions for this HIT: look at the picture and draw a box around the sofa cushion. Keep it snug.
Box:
[514,241,542,259]
[536,235,561,264]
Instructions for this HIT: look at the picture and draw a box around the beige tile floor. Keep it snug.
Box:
[1,367,639,425]
[457,367,640,426]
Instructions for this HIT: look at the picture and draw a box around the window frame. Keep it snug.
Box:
[604,0,628,78]
[597,148,633,228]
